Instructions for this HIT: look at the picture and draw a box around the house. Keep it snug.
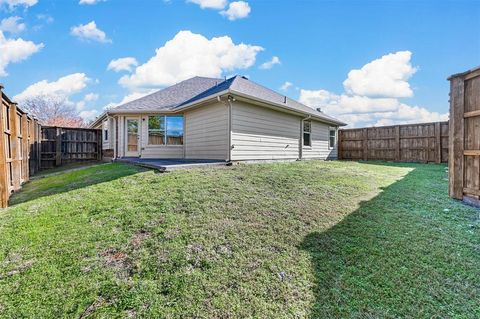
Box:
[90,76,346,162]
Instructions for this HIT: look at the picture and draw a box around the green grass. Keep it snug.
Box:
[0,161,478,318]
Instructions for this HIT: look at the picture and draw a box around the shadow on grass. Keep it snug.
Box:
[300,161,478,318]
[9,162,144,206]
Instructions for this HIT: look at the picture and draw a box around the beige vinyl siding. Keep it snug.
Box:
[302,120,338,159]
[101,119,112,150]
[185,101,229,160]
[231,101,301,161]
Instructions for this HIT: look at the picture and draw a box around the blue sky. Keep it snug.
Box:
[0,0,479,127]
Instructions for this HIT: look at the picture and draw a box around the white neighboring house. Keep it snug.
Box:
[90,76,346,161]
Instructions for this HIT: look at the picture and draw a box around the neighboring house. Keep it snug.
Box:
[90,76,346,162]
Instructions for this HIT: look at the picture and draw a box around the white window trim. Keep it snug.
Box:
[329,127,337,149]
[303,120,312,148]
[147,115,184,146]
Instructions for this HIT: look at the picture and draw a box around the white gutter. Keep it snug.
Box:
[94,86,345,127]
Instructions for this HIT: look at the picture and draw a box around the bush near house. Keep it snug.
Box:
[0,161,478,318]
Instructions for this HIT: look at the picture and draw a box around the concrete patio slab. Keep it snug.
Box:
[115,158,227,171]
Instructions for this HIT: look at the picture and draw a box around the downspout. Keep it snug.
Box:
[227,96,234,163]
[299,115,311,160]
[218,95,234,163]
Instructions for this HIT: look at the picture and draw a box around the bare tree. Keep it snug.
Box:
[21,95,86,127]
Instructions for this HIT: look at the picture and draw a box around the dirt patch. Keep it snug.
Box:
[129,230,150,251]
[79,296,112,319]
[98,248,131,281]
[0,252,35,279]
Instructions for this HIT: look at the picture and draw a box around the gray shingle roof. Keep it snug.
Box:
[111,75,346,126]
[113,76,223,111]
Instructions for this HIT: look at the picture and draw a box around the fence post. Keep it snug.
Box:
[449,77,464,199]
[10,103,20,192]
[0,87,8,207]
[363,128,368,161]
[55,127,62,167]
[435,122,441,164]
[97,129,102,161]
[21,113,28,181]
[395,125,400,161]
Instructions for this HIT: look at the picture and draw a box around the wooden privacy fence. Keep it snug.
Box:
[40,126,102,169]
[338,121,449,163]
[448,67,480,207]
[0,87,41,208]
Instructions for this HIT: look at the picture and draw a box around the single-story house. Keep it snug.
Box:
[90,75,346,162]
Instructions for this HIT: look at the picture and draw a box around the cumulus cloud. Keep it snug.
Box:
[36,14,54,24]
[259,56,280,70]
[220,1,250,20]
[187,0,227,9]
[280,81,292,91]
[0,0,37,10]
[343,51,417,98]
[119,30,263,89]
[83,92,99,102]
[70,21,111,43]
[107,57,138,72]
[14,73,90,102]
[76,92,99,111]
[79,0,104,4]
[0,31,44,77]
[0,16,26,34]
[103,90,155,110]
[298,51,448,128]
[79,109,99,121]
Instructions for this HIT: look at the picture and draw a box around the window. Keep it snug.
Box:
[303,120,311,147]
[329,128,336,149]
[148,115,183,145]
[104,129,108,141]
[166,116,184,145]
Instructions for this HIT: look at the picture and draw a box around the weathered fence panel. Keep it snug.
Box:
[338,121,449,163]
[0,87,41,208]
[448,66,480,207]
[40,126,102,169]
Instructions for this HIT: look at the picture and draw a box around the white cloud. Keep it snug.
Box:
[0,31,43,77]
[0,16,26,34]
[70,21,111,43]
[107,57,138,72]
[298,51,448,128]
[259,56,280,70]
[280,81,292,91]
[14,73,90,102]
[0,0,37,10]
[343,51,417,98]
[103,90,155,111]
[119,30,263,89]
[84,92,98,102]
[36,14,54,24]
[79,109,98,121]
[220,1,250,20]
[187,0,227,9]
[76,92,98,111]
[79,0,104,4]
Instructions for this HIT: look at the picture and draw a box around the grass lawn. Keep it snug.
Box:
[0,161,478,318]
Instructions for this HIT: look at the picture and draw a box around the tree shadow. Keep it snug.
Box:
[300,161,478,318]
[9,162,145,206]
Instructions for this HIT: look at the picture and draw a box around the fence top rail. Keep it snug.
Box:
[447,65,480,80]
[339,121,449,132]
[42,126,102,132]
